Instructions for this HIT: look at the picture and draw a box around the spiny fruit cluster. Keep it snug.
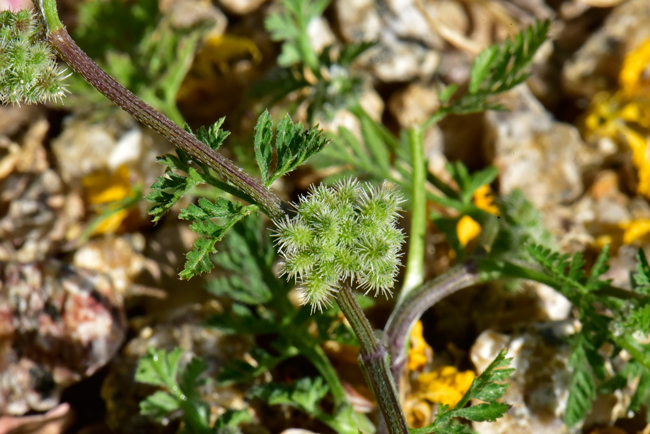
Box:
[274,179,404,312]
[0,9,68,105]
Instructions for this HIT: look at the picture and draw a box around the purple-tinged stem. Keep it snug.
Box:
[384,261,481,384]
[48,28,289,220]
[335,284,409,434]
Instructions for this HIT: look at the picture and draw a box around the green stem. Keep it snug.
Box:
[36,0,64,32]
[36,3,289,219]
[336,285,409,434]
[400,126,426,301]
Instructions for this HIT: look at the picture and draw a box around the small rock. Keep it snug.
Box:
[484,87,598,214]
[388,82,440,128]
[72,234,148,296]
[563,0,650,99]
[0,261,126,415]
[335,0,441,82]
[218,0,267,15]
[471,325,577,434]
[307,16,336,54]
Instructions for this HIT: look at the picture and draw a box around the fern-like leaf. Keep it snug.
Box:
[178,198,256,280]
[440,20,549,116]
[254,110,329,187]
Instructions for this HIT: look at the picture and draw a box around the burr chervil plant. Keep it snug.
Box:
[3,1,650,433]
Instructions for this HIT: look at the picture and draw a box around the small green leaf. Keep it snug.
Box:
[442,20,549,116]
[438,84,458,103]
[250,377,329,416]
[178,202,254,280]
[215,409,253,430]
[147,160,203,223]
[633,248,650,293]
[255,113,328,186]
[196,117,230,151]
[565,338,596,426]
[136,347,184,388]
[254,110,273,184]
[139,391,179,420]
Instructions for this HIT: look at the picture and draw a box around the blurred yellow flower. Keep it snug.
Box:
[473,184,500,215]
[81,165,134,234]
[620,218,650,245]
[457,215,482,247]
[454,184,499,250]
[582,38,650,201]
[620,38,650,97]
[408,320,432,371]
[414,365,475,407]
[177,32,262,101]
[404,321,475,428]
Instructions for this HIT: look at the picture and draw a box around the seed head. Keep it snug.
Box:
[273,178,404,312]
[0,9,69,105]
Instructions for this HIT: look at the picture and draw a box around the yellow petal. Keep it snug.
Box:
[457,215,482,247]
[620,38,650,97]
[82,165,132,205]
[415,365,475,407]
[408,321,432,371]
[93,209,130,234]
[472,184,499,215]
[620,219,650,245]
[620,125,650,199]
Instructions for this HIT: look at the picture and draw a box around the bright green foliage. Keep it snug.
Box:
[206,217,369,434]
[437,20,550,117]
[250,377,328,415]
[528,244,650,426]
[0,9,68,104]
[412,350,513,434]
[178,198,255,280]
[249,377,359,433]
[265,0,330,71]
[147,150,205,223]
[147,119,262,280]
[136,348,252,434]
[196,117,230,151]
[274,178,404,311]
[254,110,329,187]
[205,213,274,305]
[68,0,206,123]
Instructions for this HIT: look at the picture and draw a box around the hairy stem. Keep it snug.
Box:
[384,261,481,384]
[335,285,409,434]
[400,126,426,301]
[38,0,288,219]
